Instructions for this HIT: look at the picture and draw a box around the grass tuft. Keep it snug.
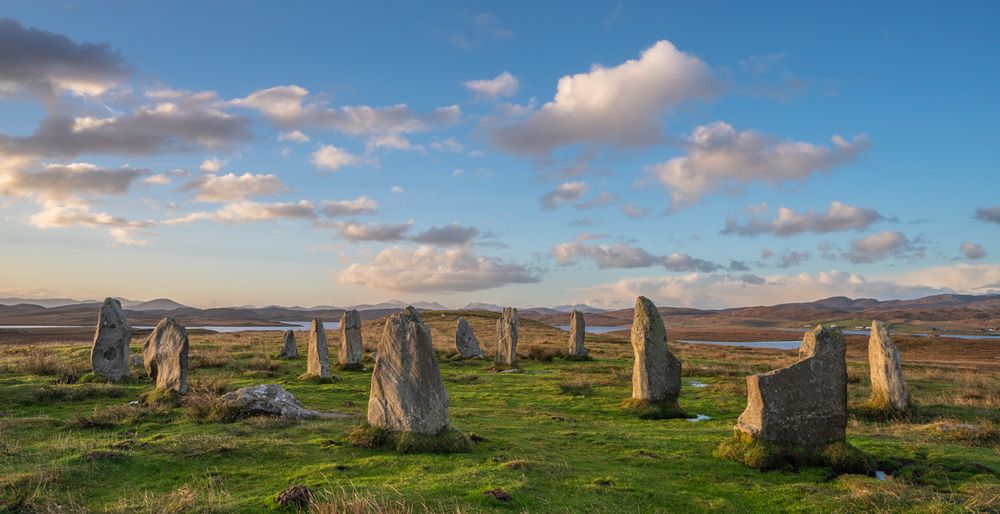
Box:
[620,398,687,420]
[139,387,182,407]
[557,379,595,396]
[714,431,875,474]
[347,424,473,454]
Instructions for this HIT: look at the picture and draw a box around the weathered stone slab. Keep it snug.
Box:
[220,384,344,419]
[630,296,681,404]
[142,317,189,394]
[868,320,910,411]
[495,307,519,367]
[91,297,132,381]
[306,319,330,378]
[339,309,363,366]
[279,330,298,358]
[455,317,484,358]
[567,309,588,357]
[736,325,847,447]
[367,307,450,434]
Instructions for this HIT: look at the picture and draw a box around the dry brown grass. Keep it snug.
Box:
[188,349,230,369]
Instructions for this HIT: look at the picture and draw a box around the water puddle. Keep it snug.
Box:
[875,470,888,481]
[686,414,711,423]
[688,381,708,388]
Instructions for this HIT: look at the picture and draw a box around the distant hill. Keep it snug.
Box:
[463,302,504,312]
[123,298,190,311]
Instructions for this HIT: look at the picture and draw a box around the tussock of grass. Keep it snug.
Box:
[620,398,687,420]
[299,373,341,384]
[557,379,595,397]
[16,383,126,406]
[189,349,230,369]
[247,356,279,372]
[444,373,478,384]
[336,362,365,372]
[714,431,875,474]
[521,346,565,362]
[347,424,472,454]
[308,486,442,514]
[67,404,168,429]
[139,387,182,407]
[182,392,249,423]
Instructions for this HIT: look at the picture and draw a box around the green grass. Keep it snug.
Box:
[1,333,999,513]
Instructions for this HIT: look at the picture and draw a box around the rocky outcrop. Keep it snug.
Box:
[495,307,519,367]
[90,298,132,381]
[367,307,451,434]
[306,319,330,378]
[279,330,298,358]
[455,317,484,358]
[142,317,189,394]
[736,325,847,447]
[868,320,910,411]
[630,297,681,405]
[567,310,587,357]
[339,310,363,366]
[220,384,336,419]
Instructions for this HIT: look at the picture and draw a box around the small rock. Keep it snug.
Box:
[275,485,313,508]
[221,384,322,419]
[484,488,512,503]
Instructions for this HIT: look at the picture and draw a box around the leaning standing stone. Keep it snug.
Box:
[455,317,484,358]
[91,297,132,381]
[142,317,189,394]
[627,297,682,416]
[567,310,588,357]
[868,320,910,411]
[367,307,451,434]
[279,330,298,358]
[495,307,519,367]
[339,310,364,368]
[306,319,330,378]
[735,325,847,447]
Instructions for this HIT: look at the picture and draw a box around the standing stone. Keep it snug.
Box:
[630,297,681,405]
[455,317,484,358]
[279,330,298,358]
[868,320,910,411]
[736,325,847,447]
[306,319,330,378]
[495,307,519,367]
[91,297,132,381]
[367,307,450,434]
[142,318,189,394]
[339,310,364,367]
[567,310,588,357]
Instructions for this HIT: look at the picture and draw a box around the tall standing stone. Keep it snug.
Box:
[567,310,588,357]
[306,319,330,378]
[455,317,484,358]
[339,310,363,367]
[91,297,132,381]
[367,307,450,434]
[868,320,910,411]
[736,325,847,446]
[495,307,519,367]
[630,297,681,406]
[142,318,189,394]
[279,330,298,358]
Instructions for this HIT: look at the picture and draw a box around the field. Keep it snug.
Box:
[2,311,999,513]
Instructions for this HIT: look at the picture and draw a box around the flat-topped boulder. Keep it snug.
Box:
[91,297,132,381]
[495,307,519,367]
[279,330,298,358]
[339,309,363,368]
[455,317,484,358]
[221,384,348,419]
[142,317,189,394]
[625,297,682,417]
[736,325,847,447]
[567,309,588,357]
[367,307,450,434]
[868,320,910,411]
[306,319,330,378]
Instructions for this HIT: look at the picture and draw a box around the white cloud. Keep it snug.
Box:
[650,122,869,211]
[722,201,883,236]
[0,162,146,200]
[332,221,414,242]
[975,206,1000,224]
[365,134,424,153]
[844,231,922,263]
[430,138,464,153]
[464,71,519,99]
[200,158,225,173]
[310,145,365,171]
[333,245,539,292]
[411,223,480,246]
[164,200,317,225]
[143,174,171,185]
[539,181,587,210]
[960,242,986,260]
[490,40,720,155]
[620,203,651,219]
[278,130,310,143]
[553,241,719,272]
[27,202,154,246]
[319,197,378,217]
[582,265,1000,310]
[185,172,284,202]
[390,185,404,194]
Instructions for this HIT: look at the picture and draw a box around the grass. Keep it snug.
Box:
[346,424,473,454]
[621,397,689,419]
[714,431,875,474]
[1,313,999,512]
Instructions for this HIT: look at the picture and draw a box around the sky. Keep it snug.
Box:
[1,1,999,309]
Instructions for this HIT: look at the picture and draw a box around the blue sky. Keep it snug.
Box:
[1,1,998,309]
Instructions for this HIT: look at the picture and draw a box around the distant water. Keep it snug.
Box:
[775,327,1000,340]
[677,340,801,350]
[0,320,330,333]
[553,324,631,334]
